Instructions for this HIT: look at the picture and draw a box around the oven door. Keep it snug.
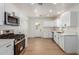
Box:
[14,39,25,55]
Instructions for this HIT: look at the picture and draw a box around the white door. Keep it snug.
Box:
[30,19,42,37]
[33,23,42,37]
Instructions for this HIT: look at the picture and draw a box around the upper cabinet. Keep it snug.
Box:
[60,12,70,27]
[59,11,78,27]
[70,12,78,27]
[0,3,4,25]
[43,11,78,28]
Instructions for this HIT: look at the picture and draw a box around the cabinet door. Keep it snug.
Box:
[59,35,64,50]
[54,32,59,44]
[54,32,56,41]
[54,32,58,43]
[57,19,62,27]
[70,12,78,27]
[0,42,14,55]
[60,12,70,27]
[0,3,4,25]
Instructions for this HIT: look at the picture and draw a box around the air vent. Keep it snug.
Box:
[37,3,53,6]
[38,3,43,5]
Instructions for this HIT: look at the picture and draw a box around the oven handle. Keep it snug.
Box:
[15,38,25,45]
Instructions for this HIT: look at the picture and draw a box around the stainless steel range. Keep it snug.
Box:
[0,30,25,55]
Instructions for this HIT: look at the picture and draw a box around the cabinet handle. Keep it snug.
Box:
[6,44,11,47]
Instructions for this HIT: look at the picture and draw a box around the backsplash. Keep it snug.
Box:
[0,30,14,35]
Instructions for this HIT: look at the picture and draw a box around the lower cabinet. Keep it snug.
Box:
[64,35,77,53]
[54,32,77,54]
[59,35,64,50]
[54,32,59,44]
[0,41,14,55]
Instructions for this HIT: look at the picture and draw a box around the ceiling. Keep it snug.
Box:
[13,3,79,17]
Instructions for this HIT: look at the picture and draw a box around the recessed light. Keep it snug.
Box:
[34,9,38,13]
[47,14,50,16]
[57,12,61,14]
[35,22,40,26]
[36,14,39,17]
[57,11,64,14]
[49,9,53,13]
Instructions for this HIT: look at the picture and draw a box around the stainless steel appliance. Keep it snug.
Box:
[0,30,25,55]
[14,34,25,55]
[4,12,19,26]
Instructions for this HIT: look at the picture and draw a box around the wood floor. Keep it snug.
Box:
[22,38,65,55]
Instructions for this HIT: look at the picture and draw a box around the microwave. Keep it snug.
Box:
[4,12,19,26]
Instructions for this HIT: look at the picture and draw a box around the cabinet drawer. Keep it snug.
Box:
[0,41,14,55]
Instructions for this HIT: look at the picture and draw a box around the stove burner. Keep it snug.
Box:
[0,34,25,43]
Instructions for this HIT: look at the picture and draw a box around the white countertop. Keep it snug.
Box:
[55,32,77,35]
[51,27,78,35]
[0,39,14,47]
[60,30,77,35]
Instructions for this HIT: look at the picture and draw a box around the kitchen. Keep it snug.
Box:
[0,3,28,55]
[0,3,79,55]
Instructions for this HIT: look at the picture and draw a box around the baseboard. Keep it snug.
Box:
[65,53,78,55]
[28,37,41,39]
[42,37,52,39]
[28,37,52,39]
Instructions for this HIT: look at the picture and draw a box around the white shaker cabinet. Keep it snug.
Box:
[70,12,78,27]
[0,39,14,55]
[54,32,59,44]
[54,32,64,50]
[58,34,64,50]
[0,3,4,25]
[54,32,77,53]
[60,12,70,27]
[59,11,78,27]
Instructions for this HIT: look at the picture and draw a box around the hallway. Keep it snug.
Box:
[23,38,65,55]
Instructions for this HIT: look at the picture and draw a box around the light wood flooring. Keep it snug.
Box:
[22,38,65,55]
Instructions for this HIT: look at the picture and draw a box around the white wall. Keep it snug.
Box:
[0,3,28,47]
[43,20,57,27]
